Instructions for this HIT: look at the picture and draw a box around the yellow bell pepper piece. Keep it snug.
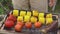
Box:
[20,11,26,16]
[46,18,53,25]
[32,10,38,17]
[17,16,23,22]
[13,10,19,16]
[24,15,30,22]
[39,18,45,24]
[39,13,44,18]
[30,16,37,23]
[27,11,31,16]
[46,13,52,18]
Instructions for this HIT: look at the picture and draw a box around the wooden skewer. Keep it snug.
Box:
[0,15,7,29]
[0,11,12,29]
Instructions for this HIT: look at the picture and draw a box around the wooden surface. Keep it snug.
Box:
[0,29,59,34]
[0,30,30,34]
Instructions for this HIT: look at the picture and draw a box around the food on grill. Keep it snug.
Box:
[46,13,52,18]
[27,11,31,16]
[30,16,37,23]
[46,18,53,25]
[25,22,32,29]
[39,18,45,24]
[20,11,26,16]
[39,13,44,18]
[15,24,22,32]
[17,16,23,22]
[24,15,30,22]
[5,20,14,28]
[32,10,38,17]
[13,10,19,16]
[34,22,42,28]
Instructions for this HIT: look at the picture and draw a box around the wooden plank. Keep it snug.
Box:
[0,30,30,34]
[0,15,7,29]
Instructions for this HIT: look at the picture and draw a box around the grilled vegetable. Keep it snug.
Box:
[32,10,38,17]
[13,10,19,16]
[20,11,26,16]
